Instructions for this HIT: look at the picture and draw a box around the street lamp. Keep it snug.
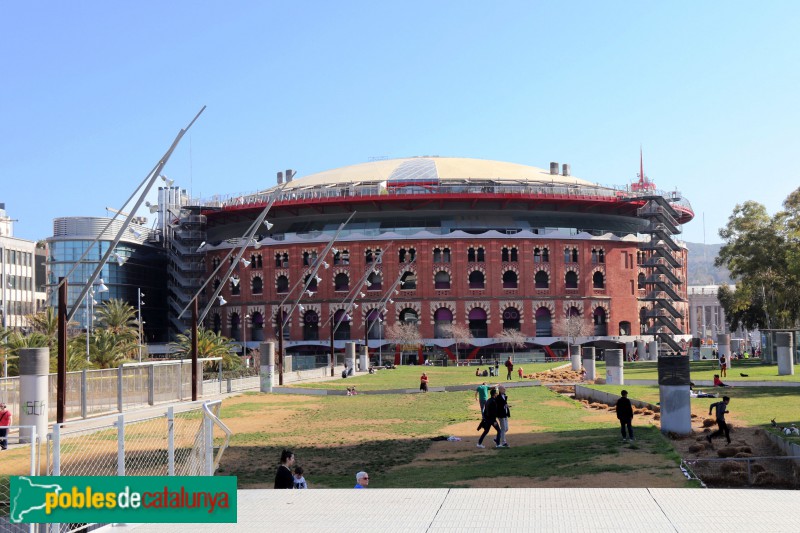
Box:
[138,289,145,363]
[243,313,250,358]
[86,278,109,361]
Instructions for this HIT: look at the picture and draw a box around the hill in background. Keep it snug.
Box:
[684,241,733,286]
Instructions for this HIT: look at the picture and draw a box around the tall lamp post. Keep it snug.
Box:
[137,288,145,362]
[243,313,250,362]
[85,278,109,361]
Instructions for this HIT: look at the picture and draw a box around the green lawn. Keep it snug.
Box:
[589,384,800,440]
[290,362,567,391]
[594,359,800,382]
[219,386,692,488]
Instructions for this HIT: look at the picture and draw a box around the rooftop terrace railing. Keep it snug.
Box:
[195,181,694,216]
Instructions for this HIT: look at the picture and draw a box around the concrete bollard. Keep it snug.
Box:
[625,341,634,361]
[284,354,293,373]
[19,347,49,443]
[345,342,357,375]
[581,347,596,380]
[690,338,701,361]
[717,333,731,369]
[260,342,275,393]
[359,345,368,372]
[635,340,645,361]
[648,341,659,361]
[605,349,624,385]
[570,345,581,371]
[658,356,692,435]
[777,332,794,376]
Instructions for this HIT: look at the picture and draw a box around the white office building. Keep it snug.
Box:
[0,203,41,330]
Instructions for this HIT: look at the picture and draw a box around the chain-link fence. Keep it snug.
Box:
[43,401,230,533]
[682,456,800,488]
[0,426,41,533]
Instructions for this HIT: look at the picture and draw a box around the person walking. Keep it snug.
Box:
[0,403,11,451]
[475,382,490,413]
[420,372,429,392]
[274,449,295,489]
[616,390,634,443]
[495,385,510,448]
[504,357,514,380]
[476,388,501,448]
[354,471,369,488]
[707,396,731,445]
[719,354,727,377]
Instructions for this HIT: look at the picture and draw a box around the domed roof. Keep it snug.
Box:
[278,156,597,190]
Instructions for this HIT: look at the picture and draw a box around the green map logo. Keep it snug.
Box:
[10,476,237,524]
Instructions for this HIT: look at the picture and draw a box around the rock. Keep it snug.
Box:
[753,471,779,486]
[688,443,704,453]
[721,461,745,473]
[642,409,654,416]
[702,418,717,428]
[717,447,738,458]
[653,414,661,420]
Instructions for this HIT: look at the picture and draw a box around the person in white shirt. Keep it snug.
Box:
[293,466,308,489]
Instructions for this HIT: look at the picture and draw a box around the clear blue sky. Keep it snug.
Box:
[3,1,799,244]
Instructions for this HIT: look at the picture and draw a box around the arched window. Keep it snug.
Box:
[365,249,374,264]
[591,249,598,264]
[477,247,485,262]
[213,279,221,291]
[637,272,646,290]
[502,247,509,262]
[592,271,605,289]
[565,271,578,289]
[593,308,608,336]
[367,272,382,290]
[468,270,485,289]
[211,257,221,269]
[333,249,350,265]
[535,270,549,289]
[468,247,476,262]
[333,309,350,340]
[598,250,605,263]
[303,310,319,341]
[275,252,289,268]
[212,313,221,334]
[276,275,289,293]
[619,321,631,336]
[230,278,241,296]
[400,271,416,290]
[502,270,518,289]
[251,276,263,294]
[304,274,319,293]
[433,308,453,339]
[434,271,451,290]
[251,312,265,341]
[511,248,518,262]
[230,313,241,341]
[334,273,349,291]
[502,307,521,331]
[400,308,418,325]
[433,247,451,263]
[567,306,581,318]
[366,309,383,340]
[535,307,552,337]
[565,247,578,263]
[468,308,488,338]
[398,247,416,263]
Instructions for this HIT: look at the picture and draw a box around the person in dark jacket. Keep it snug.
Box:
[495,385,510,447]
[476,388,501,448]
[274,449,295,489]
[616,390,634,443]
[706,396,731,445]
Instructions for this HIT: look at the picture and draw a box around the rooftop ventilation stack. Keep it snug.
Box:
[277,171,283,185]
[562,163,570,176]
[549,162,559,175]
[285,169,294,183]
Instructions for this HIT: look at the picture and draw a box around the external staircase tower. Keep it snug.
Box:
[166,206,206,338]
[637,195,685,353]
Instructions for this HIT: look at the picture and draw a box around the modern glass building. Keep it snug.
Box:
[46,217,168,342]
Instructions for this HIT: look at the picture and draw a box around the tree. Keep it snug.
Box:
[494,328,527,362]
[555,313,591,346]
[169,327,242,371]
[28,307,59,338]
[440,323,472,360]
[715,193,800,329]
[385,322,422,363]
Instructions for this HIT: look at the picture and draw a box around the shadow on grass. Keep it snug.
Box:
[223,424,685,489]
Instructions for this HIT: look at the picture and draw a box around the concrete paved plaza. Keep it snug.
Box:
[112,487,800,532]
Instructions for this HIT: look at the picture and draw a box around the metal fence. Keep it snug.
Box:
[0,426,41,533]
[682,456,800,488]
[0,359,236,423]
[43,400,231,533]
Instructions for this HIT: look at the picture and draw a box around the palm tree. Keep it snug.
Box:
[170,327,242,371]
[85,329,132,369]
[28,307,59,338]
[4,331,50,375]
[95,299,140,359]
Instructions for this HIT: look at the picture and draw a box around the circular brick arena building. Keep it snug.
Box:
[200,156,693,366]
